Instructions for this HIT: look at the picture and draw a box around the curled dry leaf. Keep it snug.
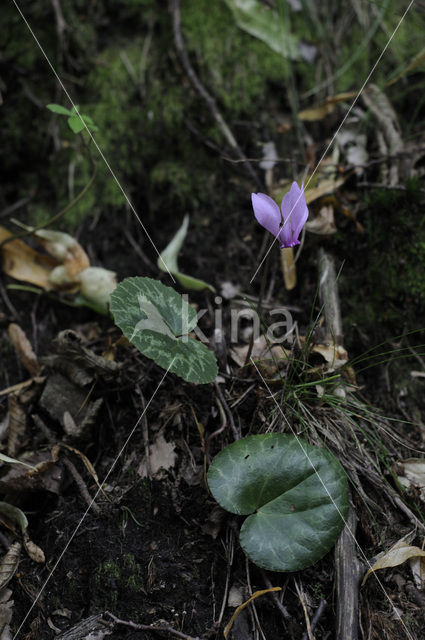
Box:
[231,335,289,374]
[23,533,45,564]
[0,543,21,590]
[7,324,40,377]
[7,394,26,458]
[0,451,63,495]
[305,205,336,235]
[0,587,13,639]
[33,229,90,277]
[362,535,425,586]
[0,226,57,290]
[396,458,425,501]
[137,433,177,479]
[311,343,348,371]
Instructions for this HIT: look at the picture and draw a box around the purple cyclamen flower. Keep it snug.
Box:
[251,182,309,248]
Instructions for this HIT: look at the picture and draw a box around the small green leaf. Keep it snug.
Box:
[207,434,349,571]
[0,502,28,534]
[46,103,72,116]
[67,116,86,134]
[0,452,36,470]
[158,216,215,292]
[175,272,216,293]
[110,277,218,384]
[158,215,189,273]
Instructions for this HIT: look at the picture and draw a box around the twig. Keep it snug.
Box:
[357,181,425,195]
[32,414,101,515]
[246,557,267,640]
[216,527,235,627]
[261,571,290,620]
[301,600,326,640]
[62,457,101,515]
[294,578,314,640]
[214,382,240,440]
[170,0,262,190]
[318,248,343,344]
[105,612,200,640]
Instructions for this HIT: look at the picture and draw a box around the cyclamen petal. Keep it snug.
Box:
[251,182,308,249]
[251,193,281,238]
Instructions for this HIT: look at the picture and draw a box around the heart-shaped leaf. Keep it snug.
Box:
[111,277,218,384]
[207,434,348,571]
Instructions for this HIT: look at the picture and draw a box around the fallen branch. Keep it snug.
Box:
[335,504,364,640]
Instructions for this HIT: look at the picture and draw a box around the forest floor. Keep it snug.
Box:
[1,2,425,640]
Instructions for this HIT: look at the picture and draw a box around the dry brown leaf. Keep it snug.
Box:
[0,226,57,290]
[7,394,26,458]
[231,335,289,373]
[0,587,13,640]
[305,205,336,235]
[0,543,21,590]
[396,458,425,501]
[7,324,40,377]
[23,533,45,564]
[311,343,348,371]
[305,176,347,204]
[298,91,357,121]
[0,451,63,495]
[33,230,90,277]
[137,433,176,478]
[362,540,425,586]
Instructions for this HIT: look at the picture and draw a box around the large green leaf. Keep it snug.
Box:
[110,277,218,384]
[207,434,348,571]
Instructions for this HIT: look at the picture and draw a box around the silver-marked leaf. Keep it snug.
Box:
[207,434,348,571]
[110,277,217,384]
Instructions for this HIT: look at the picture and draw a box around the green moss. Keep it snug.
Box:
[90,553,145,612]
[340,179,425,343]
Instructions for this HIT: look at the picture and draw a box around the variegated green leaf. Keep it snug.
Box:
[110,277,217,384]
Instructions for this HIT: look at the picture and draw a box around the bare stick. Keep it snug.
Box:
[105,612,200,640]
[318,248,343,344]
[335,504,364,640]
[170,0,262,190]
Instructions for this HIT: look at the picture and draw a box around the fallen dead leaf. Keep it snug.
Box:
[0,587,13,640]
[0,227,57,290]
[231,335,289,374]
[396,458,425,501]
[362,534,425,586]
[0,543,21,590]
[137,432,176,478]
[305,205,336,235]
[23,533,45,564]
[7,324,41,377]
